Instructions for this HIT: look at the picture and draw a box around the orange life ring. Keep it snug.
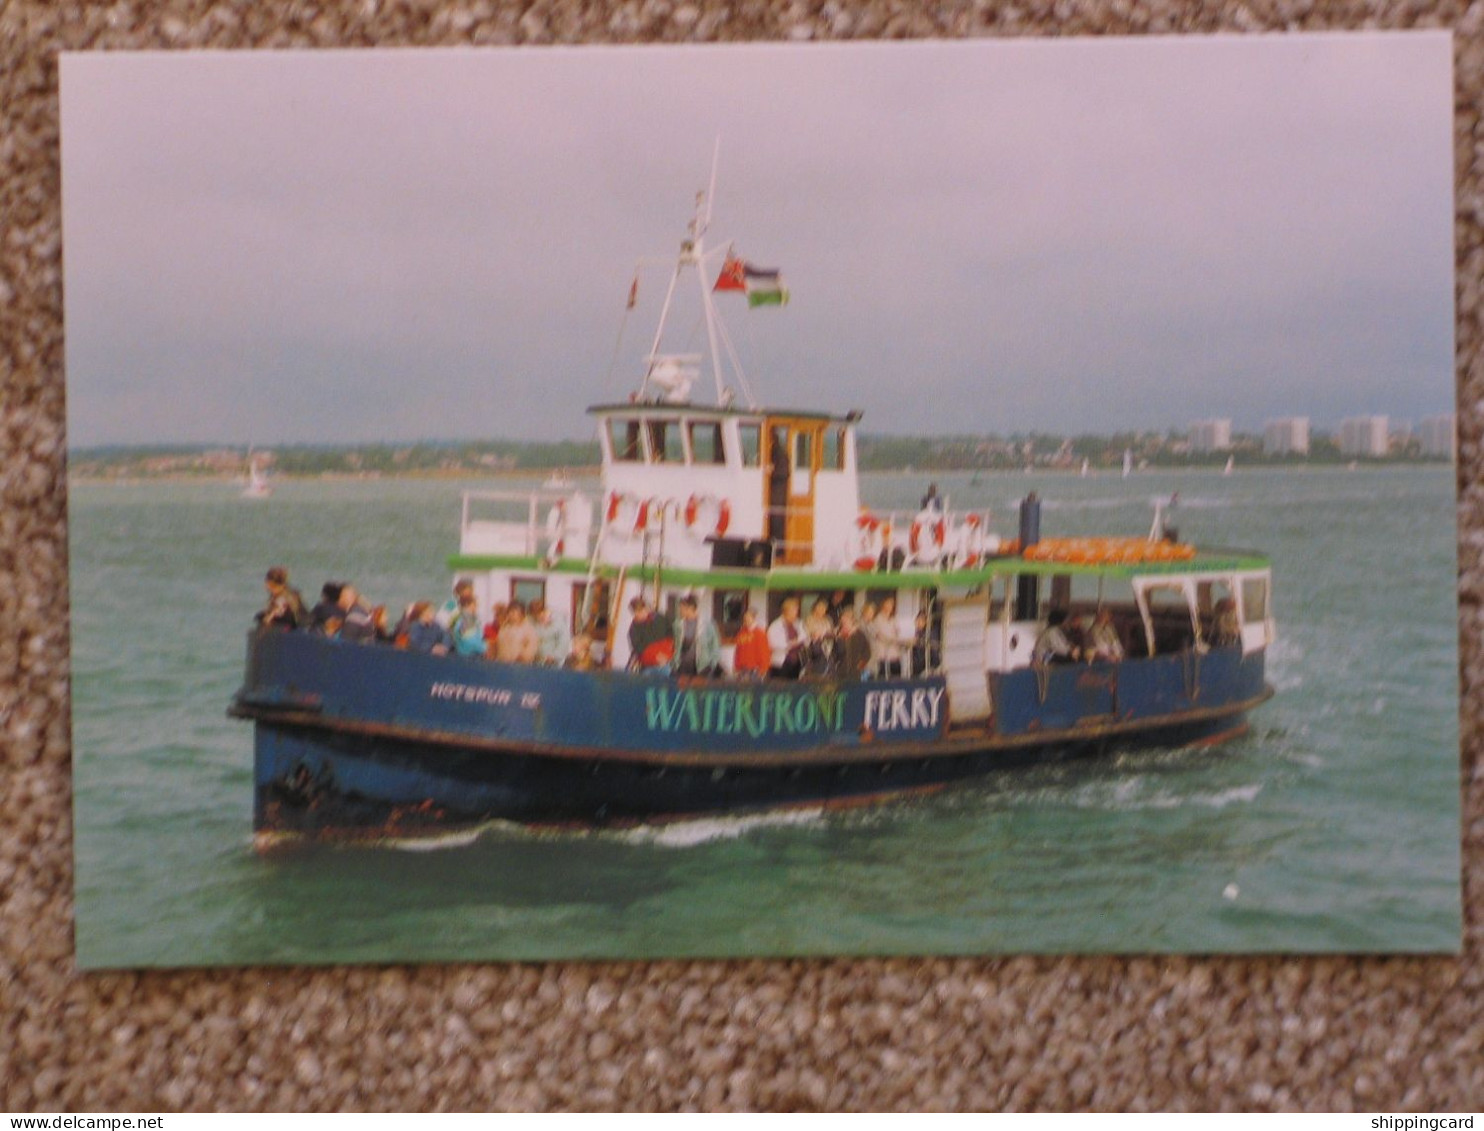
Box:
[910,511,948,564]
[605,491,643,537]
[684,494,732,540]
[853,512,883,570]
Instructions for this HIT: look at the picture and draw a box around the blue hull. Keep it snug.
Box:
[234,630,1270,844]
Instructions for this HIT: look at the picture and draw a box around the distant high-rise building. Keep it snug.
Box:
[1339,415,1389,458]
[1188,419,1232,453]
[1263,417,1310,456]
[1417,414,1456,459]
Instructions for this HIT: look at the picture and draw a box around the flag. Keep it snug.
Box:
[713,254,747,293]
[742,264,789,308]
[715,254,789,306]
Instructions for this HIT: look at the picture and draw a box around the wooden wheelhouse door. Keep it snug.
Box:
[764,418,823,565]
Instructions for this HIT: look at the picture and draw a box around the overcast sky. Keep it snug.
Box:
[60,34,1454,446]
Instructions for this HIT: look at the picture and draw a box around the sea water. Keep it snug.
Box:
[67,467,1462,966]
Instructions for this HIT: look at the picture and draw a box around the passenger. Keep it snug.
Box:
[672,594,722,677]
[1087,607,1125,663]
[1033,609,1080,665]
[826,589,853,625]
[909,610,931,676]
[859,601,882,676]
[920,482,943,513]
[627,596,675,671]
[1212,598,1240,647]
[531,599,570,667]
[564,632,598,672]
[496,601,540,664]
[370,605,395,645]
[256,566,307,630]
[804,597,835,642]
[391,602,418,647]
[835,607,872,680]
[731,607,771,680]
[801,615,836,679]
[436,578,475,630]
[872,595,910,678]
[337,584,377,644]
[404,601,453,655]
[484,601,506,659]
[308,581,345,635]
[767,596,808,679]
[450,593,486,657]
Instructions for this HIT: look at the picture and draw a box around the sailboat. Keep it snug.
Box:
[1223,455,1234,477]
[242,450,272,499]
[1122,448,1133,478]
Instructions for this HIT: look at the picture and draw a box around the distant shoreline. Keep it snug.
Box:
[67,460,1454,486]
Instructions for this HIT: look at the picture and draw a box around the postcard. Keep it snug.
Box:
[61,35,1460,967]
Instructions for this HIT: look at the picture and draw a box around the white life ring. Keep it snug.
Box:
[605,491,644,537]
[956,512,987,568]
[910,509,948,564]
[852,512,883,571]
[545,499,566,558]
[684,494,732,540]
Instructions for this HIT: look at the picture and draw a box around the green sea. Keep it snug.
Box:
[67,467,1462,967]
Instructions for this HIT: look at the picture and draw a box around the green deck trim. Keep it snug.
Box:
[447,550,1271,588]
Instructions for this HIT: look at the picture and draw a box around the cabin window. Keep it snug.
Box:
[510,578,546,610]
[737,423,762,467]
[822,427,845,471]
[1141,584,1196,655]
[609,419,644,462]
[1242,577,1268,623]
[688,421,726,465]
[647,419,684,464]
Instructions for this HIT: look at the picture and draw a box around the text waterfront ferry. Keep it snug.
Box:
[231,178,1276,848]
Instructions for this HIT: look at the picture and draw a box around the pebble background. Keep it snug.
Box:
[2,0,1482,1111]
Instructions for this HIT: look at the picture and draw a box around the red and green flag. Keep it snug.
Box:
[714,254,789,307]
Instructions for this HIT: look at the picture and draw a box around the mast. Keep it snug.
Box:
[632,146,759,410]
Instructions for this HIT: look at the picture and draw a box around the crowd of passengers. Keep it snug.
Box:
[256,567,939,681]
[1031,598,1240,665]
[627,591,937,681]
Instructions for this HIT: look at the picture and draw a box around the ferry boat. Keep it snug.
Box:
[231,177,1276,848]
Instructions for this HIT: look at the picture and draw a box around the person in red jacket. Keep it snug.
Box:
[731,606,771,680]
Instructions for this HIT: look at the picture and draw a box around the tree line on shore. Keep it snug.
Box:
[67,430,1448,480]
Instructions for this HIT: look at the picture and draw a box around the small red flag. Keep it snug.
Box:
[714,254,747,293]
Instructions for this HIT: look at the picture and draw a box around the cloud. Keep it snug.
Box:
[61,35,1454,446]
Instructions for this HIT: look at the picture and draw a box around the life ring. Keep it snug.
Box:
[545,499,566,558]
[684,494,732,540]
[641,497,669,534]
[605,491,644,537]
[956,512,987,567]
[909,510,948,564]
[852,512,882,570]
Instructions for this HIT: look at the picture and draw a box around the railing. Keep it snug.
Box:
[460,489,592,558]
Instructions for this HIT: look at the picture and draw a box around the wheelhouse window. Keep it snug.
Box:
[737,422,762,468]
[608,419,644,462]
[647,419,685,463]
[688,420,726,465]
